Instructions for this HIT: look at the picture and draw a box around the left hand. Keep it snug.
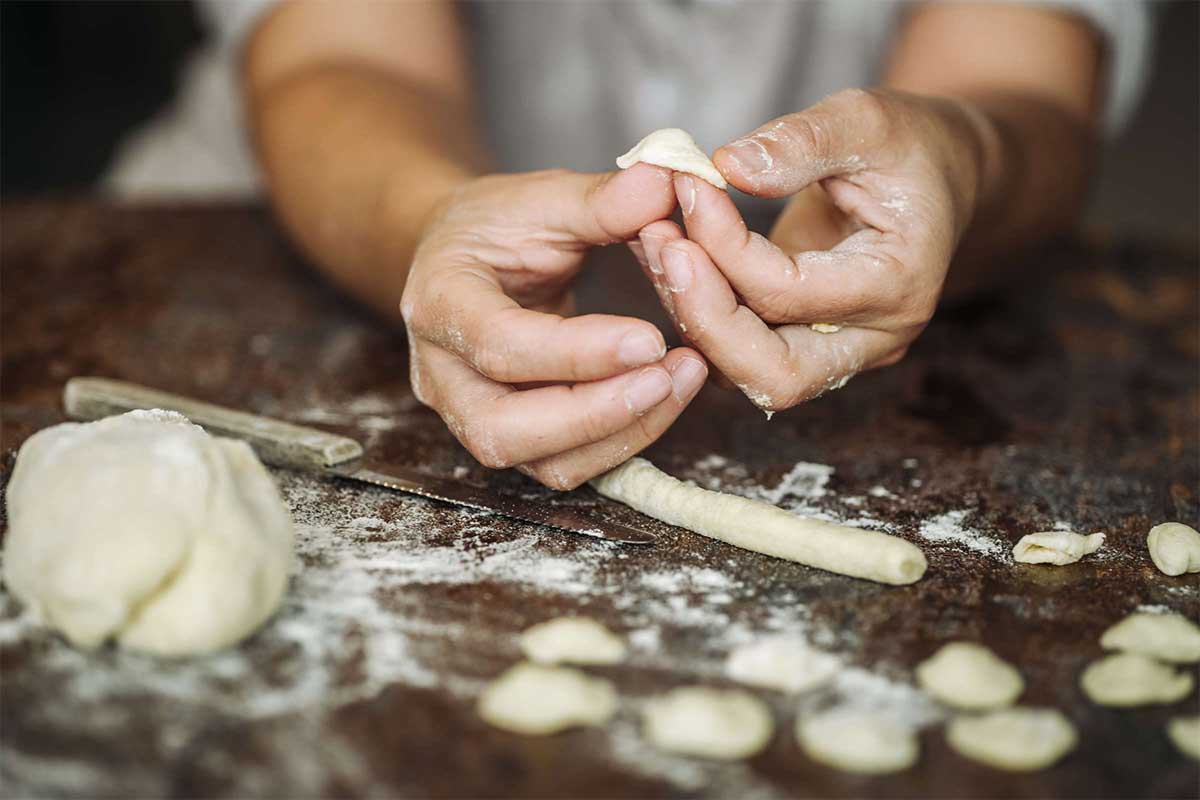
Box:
[633,88,992,412]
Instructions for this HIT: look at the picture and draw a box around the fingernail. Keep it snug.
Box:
[674,174,696,215]
[618,329,666,367]
[628,240,648,267]
[640,232,664,275]
[725,138,772,174]
[624,367,672,415]
[661,246,692,292]
[669,356,707,401]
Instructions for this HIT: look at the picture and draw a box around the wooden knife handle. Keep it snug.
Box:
[63,376,364,469]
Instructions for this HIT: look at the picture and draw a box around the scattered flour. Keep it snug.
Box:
[1,447,1057,795]
[917,510,1005,559]
[799,666,944,730]
[1136,604,1173,615]
[753,462,834,507]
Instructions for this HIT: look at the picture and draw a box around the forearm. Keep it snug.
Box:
[249,63,484,320]
[943,91,1095,296]
[883,3,1101,297]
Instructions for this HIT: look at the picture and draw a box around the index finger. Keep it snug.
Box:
[408,265,668,384]
[677,175,905,325]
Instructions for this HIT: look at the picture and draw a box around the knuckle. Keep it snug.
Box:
[838,88,892,130]
[895,288,939,329]
[737,378,788,412]
[577,402,618,445]
[473,339,513,381]
[777,113,828,158]
[878,346,910,367]
[458,418,513,470]
[748,287,799,324]
[525,462,581,492]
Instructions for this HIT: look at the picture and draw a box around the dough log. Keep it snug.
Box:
[591,458,927,585]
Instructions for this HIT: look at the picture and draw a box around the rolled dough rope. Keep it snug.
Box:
[590,458,927,585]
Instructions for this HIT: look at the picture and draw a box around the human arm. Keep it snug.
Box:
[245,0,481,317]
[244,2,706,486]
[637,3,1103,412]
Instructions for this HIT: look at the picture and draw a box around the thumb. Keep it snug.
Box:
[541,162,677,245]
[714,89,888,198]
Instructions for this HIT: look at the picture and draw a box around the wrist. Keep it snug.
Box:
[942,96,1016,232]
[379,163,475,264]
[943,97,1004,222]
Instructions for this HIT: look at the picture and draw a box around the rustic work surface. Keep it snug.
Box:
[1,200,1198,798]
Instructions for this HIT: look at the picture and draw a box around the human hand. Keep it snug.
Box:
[401,165,708,489]
[635,89,990,413]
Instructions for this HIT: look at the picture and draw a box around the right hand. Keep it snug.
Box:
[401,165,709,490]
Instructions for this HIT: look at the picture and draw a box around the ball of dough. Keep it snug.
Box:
[3,410,293,656]
[946,707,1077,771]
[915,642,1024,710]
[725,636,840,694]
[1079,652,1194,707]
[1012,531,1104,565]
[477,662,617,735]
[642,686,773,760]
[1167,715,1200,760]
[518,617,627,665]
[1147,522,1200,576]
[1100,611,1200,664]
[796,711,919,774]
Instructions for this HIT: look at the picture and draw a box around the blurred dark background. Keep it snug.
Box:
[2,1,1197,246]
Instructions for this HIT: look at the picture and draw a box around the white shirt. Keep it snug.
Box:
[104,0,1153,198]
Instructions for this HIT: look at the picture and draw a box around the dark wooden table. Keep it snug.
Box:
[2,200,1197,798]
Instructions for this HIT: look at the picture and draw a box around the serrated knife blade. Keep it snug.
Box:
[62,376,655,545]
[330,460,654,544]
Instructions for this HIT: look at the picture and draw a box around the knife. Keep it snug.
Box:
[62,377,655,545]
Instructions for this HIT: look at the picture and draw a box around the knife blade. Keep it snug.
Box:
[62,376,655,545]
[330,459,654,543]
